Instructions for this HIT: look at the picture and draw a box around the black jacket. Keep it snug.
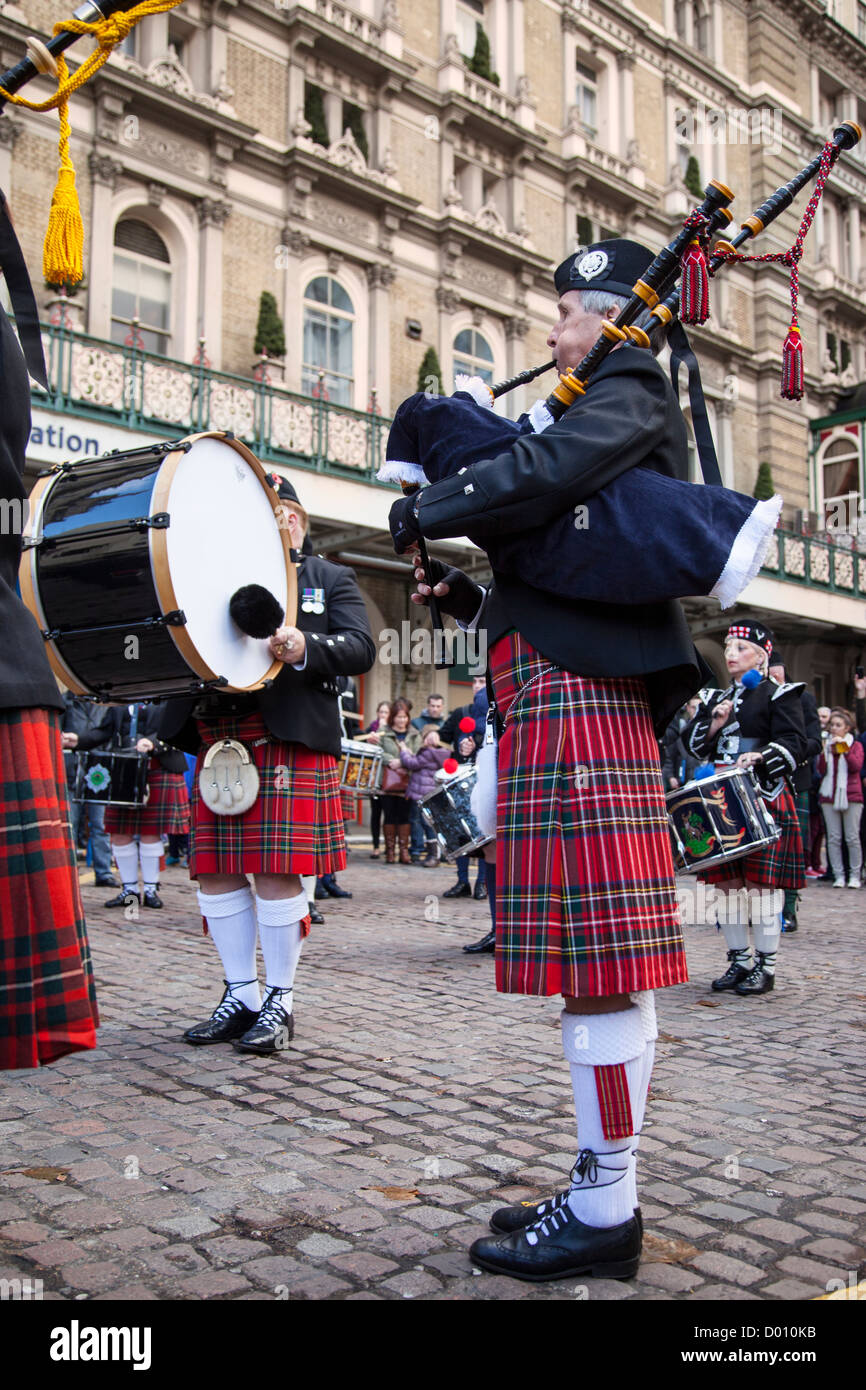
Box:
[685,678,807,796]
[660,713,700,787]
[0,304,63,712]
[794,689,822,793]
[412,347,708,733]
[159,554,376,759]
[62,695,117,751]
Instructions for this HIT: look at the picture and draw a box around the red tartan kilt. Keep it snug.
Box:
[189,713,346,876]
[0,708,98,1069]
[698,783,805,889]
[489,631,688,999]
[104,761,190,838]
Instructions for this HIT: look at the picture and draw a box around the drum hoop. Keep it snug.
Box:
[19,469,89,695]
[149,433,298,693]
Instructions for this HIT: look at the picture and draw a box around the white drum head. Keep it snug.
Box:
[152,435,293,690]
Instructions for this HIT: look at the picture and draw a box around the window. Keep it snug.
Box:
[821,435,860,519]
[302,276,354,406]
[692,1,711,54]
[574,61,598,138]
[859,2,866,42]
[457,0,485,59]
[111,220,171,354]
[453,328,494,385]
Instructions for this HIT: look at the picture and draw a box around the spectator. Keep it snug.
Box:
[378,703,420,863]
[364,700,391,858]
[400,727,451,866]
[411,693,446,734]
[817,706,863,889]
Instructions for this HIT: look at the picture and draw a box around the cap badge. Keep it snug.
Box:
[575,249,609,282]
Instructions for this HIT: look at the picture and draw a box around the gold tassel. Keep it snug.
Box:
[42,57,83,286]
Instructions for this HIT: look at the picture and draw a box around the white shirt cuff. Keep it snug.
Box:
[457,588,488,633]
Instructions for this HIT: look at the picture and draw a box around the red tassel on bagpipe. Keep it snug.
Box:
[680,237,710,324]
[780,322,805,400]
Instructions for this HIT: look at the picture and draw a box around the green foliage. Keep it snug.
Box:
[304,83,329,147]
[342,102,369,162]
[417,346,442,396]
[753,461,775,501]
[466,23,500,86]
[684,154,703,198]
[254,290,286,359]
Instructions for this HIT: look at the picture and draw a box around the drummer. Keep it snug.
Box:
[684,621,807,995]
[159,476,375,1054]
[104,701,191,911]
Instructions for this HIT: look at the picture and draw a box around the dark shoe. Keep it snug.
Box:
[165,855,181,867]
[369,849,381,859]
[422,850,439,867]
[314,879,329,899]
[473,879,488,900]
[711,950,751,991]
[491,1195,643,1237]
[470,1209,641,1283]
[444,881,472,898]
[233,987,295,1055]
[321,874,352,898]
[183,981,260,1045]
[781,912,798,933]
[308,902,324,925]
[105,889,139,908]
[93,874,119,888]
[735,958,775,995]
[463,929,495,955]
[142,888,163,909]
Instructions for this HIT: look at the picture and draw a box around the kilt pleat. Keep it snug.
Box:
[0,708,98,1069]
[489,632,688,999]
[190,713,346,876]
[699,783,805,889]
[104,761,190,838]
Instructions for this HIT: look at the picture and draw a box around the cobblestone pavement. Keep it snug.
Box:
[1,856,864,1302]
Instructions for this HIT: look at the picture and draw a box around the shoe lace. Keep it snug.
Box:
[524,1201,573,1246]
[257,986,291,1028]
[211,980,256,1024]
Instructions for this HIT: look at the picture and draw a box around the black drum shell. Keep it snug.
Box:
[31,454,192,698]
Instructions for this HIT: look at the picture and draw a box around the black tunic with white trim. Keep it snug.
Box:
[684,677,807,799]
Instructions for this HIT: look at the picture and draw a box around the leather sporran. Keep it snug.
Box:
[199,739,260,816]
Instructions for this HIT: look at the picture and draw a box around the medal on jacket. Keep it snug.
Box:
[301,587,325,615]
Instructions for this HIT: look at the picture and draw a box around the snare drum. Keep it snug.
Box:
[339,740,384,796]
[419,763,493,862]
[666,767,780,874]
[75,750,149,808]
[20,433,296,701]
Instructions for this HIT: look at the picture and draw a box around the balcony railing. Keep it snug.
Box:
[32,320,391,483]
[761,527,866,598]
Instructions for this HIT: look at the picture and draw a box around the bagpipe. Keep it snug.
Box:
[382,123,861,653]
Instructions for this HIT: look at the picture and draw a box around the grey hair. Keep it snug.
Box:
[576,289,659,354]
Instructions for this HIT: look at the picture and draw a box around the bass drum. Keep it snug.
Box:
[20,433,296,701]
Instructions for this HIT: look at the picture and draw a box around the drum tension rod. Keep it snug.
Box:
[43,610,187,641]
[33,513,172,550]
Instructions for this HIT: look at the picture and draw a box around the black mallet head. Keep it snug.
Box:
[229,585,285,638]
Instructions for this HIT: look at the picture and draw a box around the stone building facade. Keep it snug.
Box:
[2,0,866,714]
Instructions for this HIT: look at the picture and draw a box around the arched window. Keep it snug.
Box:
[820,434,860,515]
[111,220,172,354]
[302,276,354,405]
[453,328,494,386]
